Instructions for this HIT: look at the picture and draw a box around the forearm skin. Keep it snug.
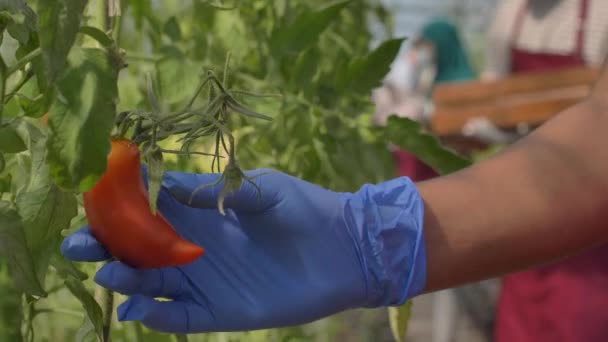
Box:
[419,77,608,293]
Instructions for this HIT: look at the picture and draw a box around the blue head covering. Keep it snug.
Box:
[420,18,475,84]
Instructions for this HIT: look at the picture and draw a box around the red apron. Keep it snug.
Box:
[495,1,608,341]
[392,149,437,181]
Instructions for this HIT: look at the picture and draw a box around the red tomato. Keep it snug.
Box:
[83,139,204,268]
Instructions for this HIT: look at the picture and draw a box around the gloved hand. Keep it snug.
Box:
[61,168,427,334]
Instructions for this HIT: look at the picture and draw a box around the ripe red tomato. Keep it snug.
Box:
[83,139,204,268]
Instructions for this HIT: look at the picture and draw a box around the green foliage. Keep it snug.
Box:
[270,1,351,57]
[144,144,163,215]
[388,301,412,342]
[0,0,37,46]
[47,47,118,192]
[79,26,114,48]
[0,200,45,297]
[0,121,27,153]
[37,0,88,82]
[155,57,201,105]
[338,38,405,95]
[50,253,88,281]
[65,278,104,341]
[0,264,23,342]
[385,116,472,175]
[16,123,78,288]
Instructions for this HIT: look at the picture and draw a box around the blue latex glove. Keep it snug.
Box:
[61,169,426,334]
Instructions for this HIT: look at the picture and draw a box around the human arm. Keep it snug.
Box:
[421,65,608,292]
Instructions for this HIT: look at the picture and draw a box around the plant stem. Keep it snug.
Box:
[26,301,35,342]
[160,148,218,157]
[45,282,66,295]
[175,334,189,342]
[102,287,114,342]
[109,0,122,20]
[101,0,110,31]
[186,78,211,110]
[6,48,41,77]
[125,52,161,62]
[108,0,122,45]
[35,308,84,318]
[5,67,33,102]
[0,55,6,120]
[132,322,144,342]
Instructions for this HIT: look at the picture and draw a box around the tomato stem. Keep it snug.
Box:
[230,89,282,98]
[6,48,41,77]
[102,287,114,342]
[0,55,6,120]
[111,58,276,215]
[223,51,232,86]
[160,148,219,158]
[175,333,189,342]
[4,67,33,103]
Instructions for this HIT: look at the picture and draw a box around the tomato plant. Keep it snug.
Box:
[0,1,470,341]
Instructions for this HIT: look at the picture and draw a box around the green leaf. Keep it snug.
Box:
[65,278,104,341]
[37,0,88,82]
[47,47,118,192]
[0,141,13,193]
[155,57,200,104]
[0,265,24,342]
[388,301,412,342]
[0,200,46,297]
[0,173,11,193]
[291,47,319,91]
[145,146,163,215]
[0,0,37,45]
[163,16,181,41]
[12,116,45,147]
[227,98,273,121]
[79,25,114,48]
[75,315,98,342]
[270,1,351,57]
[13,153,30,190]
[129,0,160,32]
[146,73,161,115]
[16,131,78,288]
[16,94,45,118]
[16,36,50,96]
[384,116,472,175]
[50,253,88,281]
[0,121,27,153]
[337,38,405,95]
[2,96,21,118]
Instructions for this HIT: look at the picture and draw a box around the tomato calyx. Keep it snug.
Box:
[111,58,272,215]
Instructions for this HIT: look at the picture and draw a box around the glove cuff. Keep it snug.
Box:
[341,177,427,308]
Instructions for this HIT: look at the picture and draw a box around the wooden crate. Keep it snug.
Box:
[430,66,600,138]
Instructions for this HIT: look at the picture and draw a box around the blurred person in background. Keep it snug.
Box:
[386,18,476,183]
[482,0,608,80]
[480,0,608,341]
[372,39,431,127]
